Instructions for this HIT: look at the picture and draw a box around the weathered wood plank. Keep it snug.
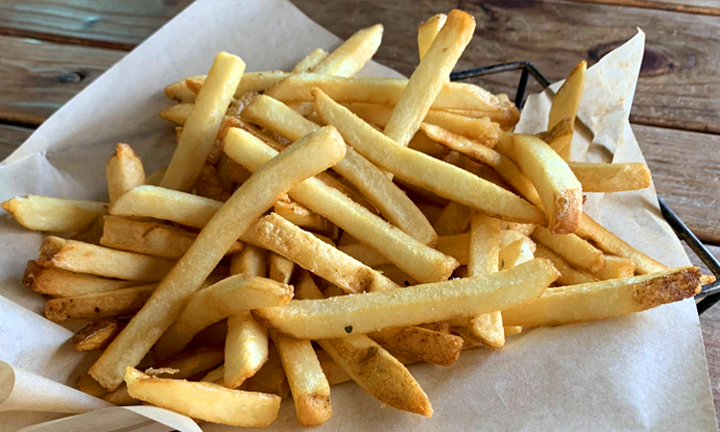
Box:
[0,0,193,49]
[292,0,720,134]
[697,241,720,426]
[0,124,33,161]
[571,0,720,16]
[0,34,123,126]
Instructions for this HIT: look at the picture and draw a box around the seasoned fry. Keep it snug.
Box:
[369,326,464,366]
[2,196,107,232]
[497,134,581,233]
[576,213,667,275]
[417,13,447,60]
[242,95,437,246]
[292,48,329,73]
[268,252,295,284]
[504,267,701,326]
[433,201,472,236]
[533,243,597,285]
[71,318,126,351]
[106,143,145,206]
[593,255,636,280]
[100,216,243,260]
[45,284,156,323]
[314,89,545,224]
[223,122,459,283]
[125,367,281,427]
[91,126,345,390]
[254,259,559,340]
[23,261,136,297]
[531,226,605,273]
[272,332,332,426]
[249,213,398,293]
[313,24,382,77]
[37,237,176,281]
[568,162,652,193]
[159,103,193,125]
[548,61,586,160]
[161,52,245,191]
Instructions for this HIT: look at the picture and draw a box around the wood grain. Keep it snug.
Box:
[292,0,720,134]
[697,243,720,422]
[0,0,193,49]
[0,124,33,161]
[572,0,720,16]
[0,34,123,126]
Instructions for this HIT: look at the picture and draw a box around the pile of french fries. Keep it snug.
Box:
[2,9,712,427]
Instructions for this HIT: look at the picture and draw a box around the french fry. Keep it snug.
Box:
[201,365,225,384]
[420,124,542,207]
[249,213,398,293]
[76,373,108,399]
[223,122,459,283]
[433,201,472,236]
[416,201,445,226]
[417,13,447,60]
[466,213,503,347]
[533,243,597,285]
[45,284,156,323]
[254,259,559,340]
[374,264,418,287]
[145,167,167,186]
[443,106,521,130]
[165,76,202,103]
[315,349,351,386]
[268,252,295,284]
[231,244,266,277]
[160,52,245,191]
[106,143,145,206]
[245,342,291,399]
[314,89,545,224]
[272,331,332,426]
[576,213,667,274]
[100,216,243,260]
[153,274,292,362]
[313,24,383,77]
[501,221,536,236]
[71,214,106,245]
[37,237,176,281]
[195,164,231,201]
[292,48,329,73]
[91,126,346,390]
[499,237,536,271]
[593,255,636,280]
[568,162,652,193]
[1,196,107,232]
[503,267,701,326]
[23,261,136,297]
[124,367,281,427]
[547,61,586,160]
[159,103,193,125]
[369,326,464,366]
[273,196,336,237]
[409,128,452,157]
[496,134,582,233]
[242,95,437,246]
[71,318,126,351]
[531,226,605,273]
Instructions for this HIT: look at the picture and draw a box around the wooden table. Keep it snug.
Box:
[0,0,718,421]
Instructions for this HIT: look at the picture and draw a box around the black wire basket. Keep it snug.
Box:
[450,62,720,314]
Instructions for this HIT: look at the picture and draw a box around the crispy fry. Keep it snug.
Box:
[106,143,145,206]
[417,13,447,60]
[37,237,176,281]
[273,196,336,237]
[501,221,536,236]
[223,121,458,283]
[255,259,558,340]
[593,255,636,280]
[499,237,536,271]
[433,201,472,236]
[504,267,701,326]
[45,284,156,323]
[159,103,193,125]
[369,326,464,366]
[313,24,382,77]
[71,318,126,351]
[531,226,605,273]
[268,252,295,284]
[165,77,202,103]
[577,213,667,274]
[548,61,586,160]
[23,261,136,297]
[533,243,597,285]
[314,89,545,224]
[161,52,245,191]
[124,367,281,427]
[91,126,345,390]
[292,48,329,73]
[2,196,107,232]
[568,162,652,193]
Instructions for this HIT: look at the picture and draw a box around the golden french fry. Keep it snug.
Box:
[532,226,605,273]
[1,196,107,233]
[374,264,418,287]
[165,77,202,103]
[45,284,156,323]
[415,201,445,226]
[242,95,437,246]
[501,221,536,236]
[503,267,701,326]
[268,252,295,284]
[245,342,291,399]
[568,162,652,193]
[23,261,135,297]
[313,24,383,77]
[249,213,398,293]
[409,128,453,157]
[533,243,597,285]
[417,13,447,60]
[504,326,523,337]
[71,214,106,245]
[369,326,464,366]
[314,89,545,224]
[100,216,243,260]
[548,61,586,160]
[201,365,225,384]
[576,213,667,274]
[37,237,176,281]
[106,143,145,206]
[420,123,542,207]
[76,374,108,399]
[159,103,193,125]
[273,196,336,237]
[145,167,167,186]
[91,126,346,390]
[125,367,281,427]
[593,255,636,280]
[71,319,126,351]
[423,111,502,148]
[315,349,351,386]
[272,332,332,426]
[433,201,472,236]
[499,237,536,271]
[255,259,559,340]
[292,48,329,73]
[161,52,245,191]
[223,121,459,283]
[195,164,231,201]
[231,244,266,277]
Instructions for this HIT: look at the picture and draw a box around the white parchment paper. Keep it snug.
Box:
[0,1,715,431]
